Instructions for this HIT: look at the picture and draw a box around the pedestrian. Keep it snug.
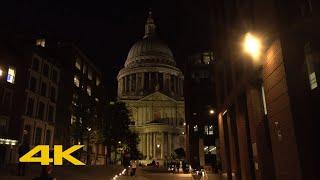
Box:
[130,160,137,177]
[122,152,130,175]
[17,141,30,176]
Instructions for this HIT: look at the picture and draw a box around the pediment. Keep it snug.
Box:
[138,91,176,102]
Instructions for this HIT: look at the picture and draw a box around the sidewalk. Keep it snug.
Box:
[0,164,123,180]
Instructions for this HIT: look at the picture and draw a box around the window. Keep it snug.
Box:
[23,125,31,144]
[32,58,40,71]
[36,39,46,47]
[6,67,15,84]
[0,67,3,77]
[41,82,47,96]
[204,146,216,154]
[83,63,87,74]
[75,57,81,70]
[71,115,76,124]
[203,52,213,64]
[50,86,56,101]
[74,75,80,87]
[87,85,92,96]
[29,76,37,92]
[42,63,49,77]
[194,125,198,132]
[204,125,214,135]
[51,69,58,83]
[34,127,42,145]
[88,68,93,80]
[45,130,51,146]
[37,101,45,120]
[48,105,54,122]
[96,77,101,86]
[26,97,35,116]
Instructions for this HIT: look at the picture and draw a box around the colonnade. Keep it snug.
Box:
[139,132,174,159]
[118,72,183,96]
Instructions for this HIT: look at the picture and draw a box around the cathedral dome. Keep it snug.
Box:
[125,36,175,67]
[124,11,176,68]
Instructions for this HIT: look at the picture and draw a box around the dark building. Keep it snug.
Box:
[0,35,60,165]
[210,0,319,179]
[53,43,107,165]
[184,51,218,171]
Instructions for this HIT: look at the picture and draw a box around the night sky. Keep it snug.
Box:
[1,0,214,96]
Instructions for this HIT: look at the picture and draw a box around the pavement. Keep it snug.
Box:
[0,164,222,180]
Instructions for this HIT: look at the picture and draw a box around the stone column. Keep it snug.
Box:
[149,73,152,90]
[168,133,172,156]
[153,133,156,158]
[144,133,147,157]
[146,133,149,159]
[161,133,164,159]
[121,78,124,94]
[136,73,139,92]
[124,76,127,93]
[141,72,145,90]
[169,75,172,92]
[174,76,177,93]
[180,79,183,96]
[129,74,132,92]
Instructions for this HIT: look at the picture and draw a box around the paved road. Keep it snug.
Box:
[0,165,222,180]
[116,167,222,180]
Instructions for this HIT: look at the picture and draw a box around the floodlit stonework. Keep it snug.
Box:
[117,11,185,162]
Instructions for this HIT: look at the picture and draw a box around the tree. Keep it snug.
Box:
[70,90,104,163]
[104,102,141,163]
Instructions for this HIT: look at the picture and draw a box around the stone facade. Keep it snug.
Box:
[117,11,185,161]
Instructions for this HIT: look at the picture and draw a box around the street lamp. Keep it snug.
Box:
[209,109,215,115]
[243,32,262,61]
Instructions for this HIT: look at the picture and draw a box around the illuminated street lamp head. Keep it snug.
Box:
[243,33,262,60]
[209,109,215,115]
[157,144,160,148]
[118,141,121,144]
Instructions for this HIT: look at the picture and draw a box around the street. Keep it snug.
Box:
[0,165,222,180]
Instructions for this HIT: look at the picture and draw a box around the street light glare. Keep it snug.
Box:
[243,33,262,60]
[209,109,215,114]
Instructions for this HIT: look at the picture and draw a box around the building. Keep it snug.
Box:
[117,11,185,164]
[210,0,319,179]
[53,43,106,165]
[0,35,60,165]
[184,51,218,171]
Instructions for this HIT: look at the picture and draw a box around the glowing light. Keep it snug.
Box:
[157,144,160,148]
[118,141,121,144]
[209,109,215,115]
[243,33,262,60]
[0,68,3,77]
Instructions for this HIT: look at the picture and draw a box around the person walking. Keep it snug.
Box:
[130,160,137,177]
[17,141,30,176]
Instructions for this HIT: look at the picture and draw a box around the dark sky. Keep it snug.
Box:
[1,0,214,95]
